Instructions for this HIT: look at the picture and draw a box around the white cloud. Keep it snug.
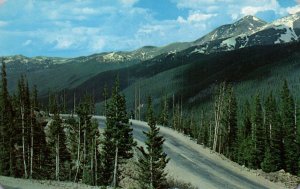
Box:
[286,5,300,14]
[73,7,98,15]
[241,0,280,15]
[41,26,104,51]
[54,37,74,50]
[175,0,286,21]
[90,37,106,51]
[22,40,32,46]
[177,12,217,24]
[188,13,217,22]
[175,0,233,9]
[119,0,139,7]
[0,21,7,27]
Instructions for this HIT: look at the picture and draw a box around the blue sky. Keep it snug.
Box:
[0,0,299,57]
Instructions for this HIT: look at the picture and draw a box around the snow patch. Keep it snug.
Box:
[190,48,205,54]
[221,37,236,50]
[167,50,177,55]
[102,52,126,62]
[253,16,260,22]
[272,14,300,28]
[274,25,298,44]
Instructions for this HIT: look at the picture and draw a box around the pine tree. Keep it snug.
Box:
[251,94,265,169]
[137,97,169,189]
[159,94,168,126]
[0,62,15,176]
[280,80,298,174]
[237,100,253,166]
[172,104,181,131]
[75,95,99,185]
[48,96,70,181]
[222,86,237,160]
[90,120,101,186]
[101,77,136,186]
[102,83,108,116]
[261,92,282,172]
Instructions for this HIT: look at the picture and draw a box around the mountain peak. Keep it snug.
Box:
[236,15,267,25]
[195,15,267,45]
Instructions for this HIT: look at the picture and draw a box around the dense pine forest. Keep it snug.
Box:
[169,82,300,176]
[0,62,169,188]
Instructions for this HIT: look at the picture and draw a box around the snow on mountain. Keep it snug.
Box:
[102,52,129,62]
[274,25,298,44]
[195,15,267,45]
[271,13,300,28]
[189,13,300,54]
[220,37,237,50]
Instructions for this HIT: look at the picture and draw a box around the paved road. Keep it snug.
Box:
[62,115,284,189]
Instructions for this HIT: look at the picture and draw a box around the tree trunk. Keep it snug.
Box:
[213,84,225,152]
[74,120,81,182]
[112,144,118,188]
[134,86,137,119]
[150,148,153,188]
[138,85,141,120]
[90,138,94,185]
[30,107,33,179]
[94,135,97,186]
[84,120,87,163]
[73,93,76,115]
[56,133,60,181]
[21,106,28,178]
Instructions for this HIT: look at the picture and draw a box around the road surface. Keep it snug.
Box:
[62,115,286,189]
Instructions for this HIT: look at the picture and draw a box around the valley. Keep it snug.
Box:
[0,6,300,189]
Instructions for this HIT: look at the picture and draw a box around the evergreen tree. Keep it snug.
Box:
[198,111,209,147]
[222,86,238,160]
[237,100,255,167]
[280,80,298,174]
[75,95,99,185]
[172,104,181,131]
[102,83,108,116]
[137,97,169,189]
[251,94,265,169]
[101,77,136,186]
[0,62,15,176]
[261,93,282,172]
[158,94,168,126]
[48,96,70,181]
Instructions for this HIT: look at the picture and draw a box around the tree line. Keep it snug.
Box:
[168,81,300,176]
[0,62,169,188]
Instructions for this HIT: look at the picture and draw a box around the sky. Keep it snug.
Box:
[0,0,299,57]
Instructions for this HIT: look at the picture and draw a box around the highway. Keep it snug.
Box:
[62,115,285,189]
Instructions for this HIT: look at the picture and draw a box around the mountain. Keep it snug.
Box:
[191,13,300,54]
[195,15,267,44]
[2,13,300,101]
[54,41,300,114]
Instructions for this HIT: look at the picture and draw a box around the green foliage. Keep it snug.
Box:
[280,81,298,174]
[101,77,136,186]
[0,62,15,176]
[158,94,169,126]
[263,92,282,172]
[48,97,70,180]
[137,97,169,189]
[251,94,265,169]
[222,85,238,160]
[261,147,276,173]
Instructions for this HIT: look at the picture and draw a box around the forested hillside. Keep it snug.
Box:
[0,63,170,188]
